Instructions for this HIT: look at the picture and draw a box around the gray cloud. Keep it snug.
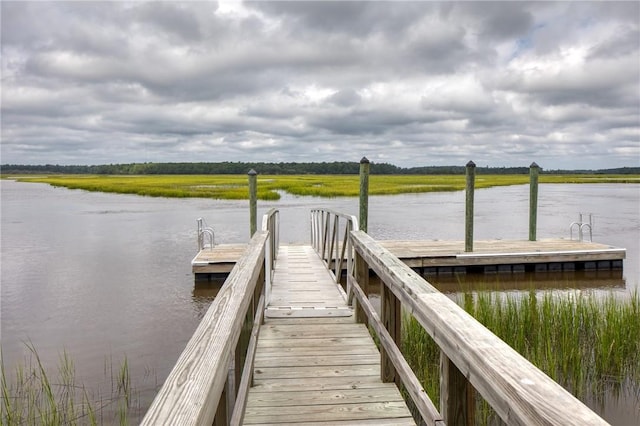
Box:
[1,1,638,169]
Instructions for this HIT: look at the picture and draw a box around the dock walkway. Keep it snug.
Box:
[243,245,416,425]
[193,239,625,276]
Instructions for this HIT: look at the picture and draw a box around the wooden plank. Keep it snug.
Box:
[245,385,405,407]
[258,323,369,339]
[250,376,385,392]
[242,419,416,426]
[264,316,356,325]
[255,354,379,368]
[243,401,413,424]
[265,307,353,318]
[254,345,379,359]
[256,336,373,348]
[253,364,380,380]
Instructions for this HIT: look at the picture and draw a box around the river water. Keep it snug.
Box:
[1,180,639,423]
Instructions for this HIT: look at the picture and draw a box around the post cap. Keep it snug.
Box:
[248,169,258,175]
[530,162,539,168]
[360,156,370,164]
[466,160,476,168]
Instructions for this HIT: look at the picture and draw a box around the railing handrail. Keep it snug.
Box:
[310,208,358,297]
[141,231,268,426]
[261,208,279,306]
[348,229,608,425]
[197,217,215,250]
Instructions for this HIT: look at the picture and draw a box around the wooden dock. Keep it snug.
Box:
[243,246,415,425]
[192,238,625,276]
[145,208,612,425]
[192,243,248,274]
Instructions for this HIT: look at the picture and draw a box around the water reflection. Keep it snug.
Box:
[428,270,626,294]
[2,180,638,425]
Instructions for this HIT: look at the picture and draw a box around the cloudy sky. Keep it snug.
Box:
[1,1,639,169]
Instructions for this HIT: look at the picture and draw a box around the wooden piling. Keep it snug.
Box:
[529,162,540,241]
[465,161,476,252]
[359,157,370,233]
[248,169,257,237]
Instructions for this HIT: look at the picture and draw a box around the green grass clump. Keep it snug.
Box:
[9,173,638,200]
[401,291,640,422]
[1,344,139,425]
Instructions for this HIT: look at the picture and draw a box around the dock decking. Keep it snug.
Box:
[192,238,625,276]
[243,246,416,425]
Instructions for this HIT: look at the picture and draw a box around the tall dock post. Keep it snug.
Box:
[465,161,476,252]
[248,169,257,237]
[356,157,370,326]
[359,157,370,233]
[529,162,540,241]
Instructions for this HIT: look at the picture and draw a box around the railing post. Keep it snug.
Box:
[214,385,228,426]
[529,162,540,241]
[381,284,400,386]
[359,157,370,233]
[354,251,369,326]
[440,353,475,426]
[248,169,257,237]
[465,161,476,252]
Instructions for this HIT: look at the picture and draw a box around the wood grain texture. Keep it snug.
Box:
[351,230,610,426]
[245,302,415,424]
[265,245,351,318]
[141,232,267,426]
[192,244,249,273]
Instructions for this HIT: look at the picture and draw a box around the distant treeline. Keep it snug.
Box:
[1,162,639,175]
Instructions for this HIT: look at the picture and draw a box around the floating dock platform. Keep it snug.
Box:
[192,238,625,278]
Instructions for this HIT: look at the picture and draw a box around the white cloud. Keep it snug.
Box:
[1,1,638,169]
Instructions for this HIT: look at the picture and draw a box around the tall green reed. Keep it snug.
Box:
[401,290,640,422]
[1,344,139,425]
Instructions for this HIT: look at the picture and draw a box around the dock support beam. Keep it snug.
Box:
[465,161,476,252]
[248,169,257,237]
[440,353,475,426]
[359,157,370,233]
[381,284,401,386]
[529,162,540,241]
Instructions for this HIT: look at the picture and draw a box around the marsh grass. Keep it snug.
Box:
[1,344,140,425]
[10,173,637,200]
[401,291,640,423]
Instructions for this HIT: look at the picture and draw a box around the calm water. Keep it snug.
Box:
[1,180,639,423]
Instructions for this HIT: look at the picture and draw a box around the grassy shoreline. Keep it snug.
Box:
[401,290,640,423]
[5,174,639,200]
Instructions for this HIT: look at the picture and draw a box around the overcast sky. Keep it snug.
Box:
[1,1,639,169]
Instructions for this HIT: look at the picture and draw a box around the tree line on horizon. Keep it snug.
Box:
[1,161,638,175]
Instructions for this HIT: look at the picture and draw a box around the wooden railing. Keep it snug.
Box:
[345,230,609,426]
[310,208,358,289]
[142,210,280,426]
[261,208,279,307]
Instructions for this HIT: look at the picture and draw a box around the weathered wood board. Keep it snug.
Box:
[244,317,416,425]
[192,244,248,273]
[265,245,351,318]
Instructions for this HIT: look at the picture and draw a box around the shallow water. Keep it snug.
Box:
[1,180,638,423]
